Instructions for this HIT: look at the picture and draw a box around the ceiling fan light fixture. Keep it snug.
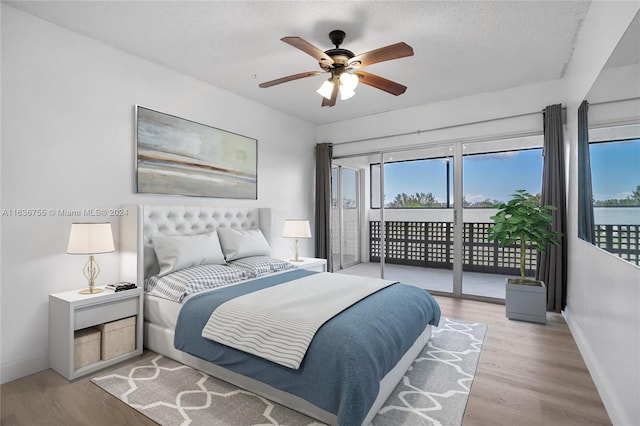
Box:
[339,86,356,100]
[316,79,335,99]
[340,72,359,91]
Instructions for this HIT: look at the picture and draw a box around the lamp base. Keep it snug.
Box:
[79,255,103,295]
[288,258,304,262]
[79,287,103,295]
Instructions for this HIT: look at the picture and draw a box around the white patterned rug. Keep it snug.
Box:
[92,318,486,426]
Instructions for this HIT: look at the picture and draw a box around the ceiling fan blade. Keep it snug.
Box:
[259,71,325,88]
[321,83,339,107]
[349,42,414,68]
[282,37,334,65]
[355,71,407,96]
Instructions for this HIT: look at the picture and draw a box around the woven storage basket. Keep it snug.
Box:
[97,316,136,360]
[74,327,101,369]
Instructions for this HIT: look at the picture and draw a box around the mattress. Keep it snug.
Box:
[144,293,182,329]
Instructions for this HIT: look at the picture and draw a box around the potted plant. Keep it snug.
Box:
[488,189,562,324]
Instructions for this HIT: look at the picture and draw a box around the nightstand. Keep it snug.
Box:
[285,257,327,272]
[49,286,143,380]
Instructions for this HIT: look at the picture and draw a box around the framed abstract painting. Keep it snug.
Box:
[135,106,257,199]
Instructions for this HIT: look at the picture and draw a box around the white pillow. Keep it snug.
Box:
[217,228,271,261]
[153,232,226,276]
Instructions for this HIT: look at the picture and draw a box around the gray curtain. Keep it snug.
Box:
[315,143,333,272]
[537,104,568,312]
[577,100,595,243]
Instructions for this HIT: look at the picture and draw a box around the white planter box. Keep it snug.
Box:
[505,279,547,324]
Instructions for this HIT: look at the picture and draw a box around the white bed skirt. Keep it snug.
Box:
[144,320,432,426]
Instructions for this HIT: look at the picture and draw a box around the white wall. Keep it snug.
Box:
[0,5,316,383]
[318,3,640,425]
[562,3,640,426]
[317,79,561,151]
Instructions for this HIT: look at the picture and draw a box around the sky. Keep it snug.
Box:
[381,149,543,205]
[340,140,639,207]
[590,139,640,201]
[381,141,639,205]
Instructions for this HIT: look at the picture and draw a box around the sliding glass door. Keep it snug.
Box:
[332,135,544,301]
[331,163,361,271]
[373,146,457,294]
[460,137,543,299]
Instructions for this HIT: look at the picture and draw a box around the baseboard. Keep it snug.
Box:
[0,351,49,385]
[563,306,631,426]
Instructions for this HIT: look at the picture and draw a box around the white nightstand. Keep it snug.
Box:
[285,257,327,272]
[49,286,143,380]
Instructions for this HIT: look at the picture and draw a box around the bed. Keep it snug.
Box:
[120,204,441,426]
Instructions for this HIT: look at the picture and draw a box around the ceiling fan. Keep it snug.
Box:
[258,30,414,107]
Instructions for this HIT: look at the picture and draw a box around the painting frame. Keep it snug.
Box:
[135,106,257,199]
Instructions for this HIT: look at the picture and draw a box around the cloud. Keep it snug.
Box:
[465,193,487,202]
[593,191,632,200]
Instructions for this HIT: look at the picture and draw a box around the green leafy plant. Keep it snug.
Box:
[488,189,562,284]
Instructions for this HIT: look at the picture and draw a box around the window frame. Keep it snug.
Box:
[461,146,544,209]
[370,156,452,209]
[588,137,640,208]
[370,146,544,210]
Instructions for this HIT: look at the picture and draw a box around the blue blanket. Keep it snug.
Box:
[174,269,441,425]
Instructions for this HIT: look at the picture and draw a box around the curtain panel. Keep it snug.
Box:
[577,100,595,243]
[537,104,568,312]
[315,143,333,272]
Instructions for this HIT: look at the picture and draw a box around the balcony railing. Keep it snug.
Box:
[593,224,640,265]
[369,221,640,273]
[369,221,537,276]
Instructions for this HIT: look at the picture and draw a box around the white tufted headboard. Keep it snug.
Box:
[120,205,272,285]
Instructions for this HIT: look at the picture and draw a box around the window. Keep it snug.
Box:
[590,138,640,208]
[342,168,358,209]
[589,138,640,265]
[371,157,452,209]
[462,148,543,207]
[370,147,543,209]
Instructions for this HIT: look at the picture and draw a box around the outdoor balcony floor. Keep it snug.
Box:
[336,262,508,300]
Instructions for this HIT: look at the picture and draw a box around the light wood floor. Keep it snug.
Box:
[438,296,611,426]
[0,296,610,426]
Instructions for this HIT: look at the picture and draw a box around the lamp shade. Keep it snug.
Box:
[340,86,356,100]
[340,72,359,90]
[316,80,335,100]
[67,222,115,254]
[282,220,312,239]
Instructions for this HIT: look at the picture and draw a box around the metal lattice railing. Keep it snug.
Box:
[593,224,640,265]
[369,220,537,276]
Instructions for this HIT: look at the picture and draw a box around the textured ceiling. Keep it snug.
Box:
[5,1,593,125]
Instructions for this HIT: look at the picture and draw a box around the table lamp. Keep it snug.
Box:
[67,222,115,294]
[282,219,311,262]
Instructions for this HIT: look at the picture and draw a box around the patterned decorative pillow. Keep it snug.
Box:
[144,263,248,302]
[227,256,296,278]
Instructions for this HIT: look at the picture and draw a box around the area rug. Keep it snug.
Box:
[92,318,487,426]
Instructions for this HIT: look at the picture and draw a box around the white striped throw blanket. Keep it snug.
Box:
[201,272,396,369]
